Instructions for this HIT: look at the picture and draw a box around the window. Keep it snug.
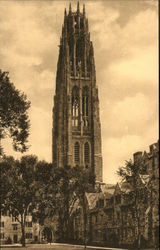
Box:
[99,199,104,208]
[82,86,89,126]
[1,210,7,216]
[70,61,73,74]
[26,233,32,239]
[82,87,89,116]
[124,228,127,238]
[74,142,80,164]
[0,222,4,227]
[84,142,90,165]
[26,221,32,227]
[12,216,18,222]
[115,195,121,204]
[72,86,79,127]
[95,215,98,223]
[117,212,120,221]
[101,214,104,221]
[108,211,113,220]
[95,230,98,237]
[0,233,4,239]
[13,225,18,230]
[123,211,128,221]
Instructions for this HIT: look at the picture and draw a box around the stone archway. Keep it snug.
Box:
[42,227,53,243]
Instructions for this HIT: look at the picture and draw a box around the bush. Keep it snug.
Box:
[5,236,12,244]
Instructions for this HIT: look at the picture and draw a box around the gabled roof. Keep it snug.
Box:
[70,192,101,214]
[118,174,150,193]
[101,183,115,195]
[145,206,151,215]
[119,181,133,193]
[85,192,100,210]
[139,174,150,185]
[142,151,149,160]
[113,183,122,195]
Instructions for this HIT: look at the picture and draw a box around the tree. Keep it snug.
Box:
[53,166,74,241]
[117,159,148,249]
[53,166,95,244]
[35,165,77,242]
[35,165,95,245]
[0,69,30,155]
[0,155,39,246]
[33,160,55,226]
[0,156,14,209]
[72,166,95,248]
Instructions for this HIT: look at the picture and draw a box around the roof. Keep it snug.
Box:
[101,183,115,195]
[85,192,100,210]
[145,206,151,215]
[139,174,150,185]
[104,192,113,199]
[119,181,133,193]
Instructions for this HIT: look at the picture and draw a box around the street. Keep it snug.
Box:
[0,243,128,250]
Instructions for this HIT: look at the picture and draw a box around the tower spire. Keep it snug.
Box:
[69,2,72,14]
[77,1,80,14]
[83,4,85,16]
[64,8,67,17]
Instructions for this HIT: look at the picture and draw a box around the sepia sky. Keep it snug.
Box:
[0,0,158,184]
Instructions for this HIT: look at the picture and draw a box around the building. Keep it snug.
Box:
[52,2,103,183]
[1,3,103,245]
[40,2,104,243]
[72,141,159,248]
[0,212,39,245]
[0,211,61,245]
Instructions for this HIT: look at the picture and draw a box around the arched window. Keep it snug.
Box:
[82,86,89,127]
[84,142,90,165]
[72,86,79,127]
[74,142,80,164]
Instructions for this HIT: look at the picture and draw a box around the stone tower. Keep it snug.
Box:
[52,2,103,182]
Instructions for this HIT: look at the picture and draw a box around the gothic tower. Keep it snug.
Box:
[52,3,103,182]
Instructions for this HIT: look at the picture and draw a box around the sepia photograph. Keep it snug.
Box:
[0,0,159,249]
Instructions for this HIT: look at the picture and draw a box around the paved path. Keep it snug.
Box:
[0,243,127,250]
[1,243,157,250]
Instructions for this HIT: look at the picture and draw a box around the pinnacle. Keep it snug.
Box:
[83,4,85,16]
[69,2,72,14]
[77,1,80,13]
[64,8,67,16]
[68,1,86,16]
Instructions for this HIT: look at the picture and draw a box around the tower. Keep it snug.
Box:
[52,3,103,182]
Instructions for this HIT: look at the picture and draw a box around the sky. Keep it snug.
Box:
[0,0,158,184]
